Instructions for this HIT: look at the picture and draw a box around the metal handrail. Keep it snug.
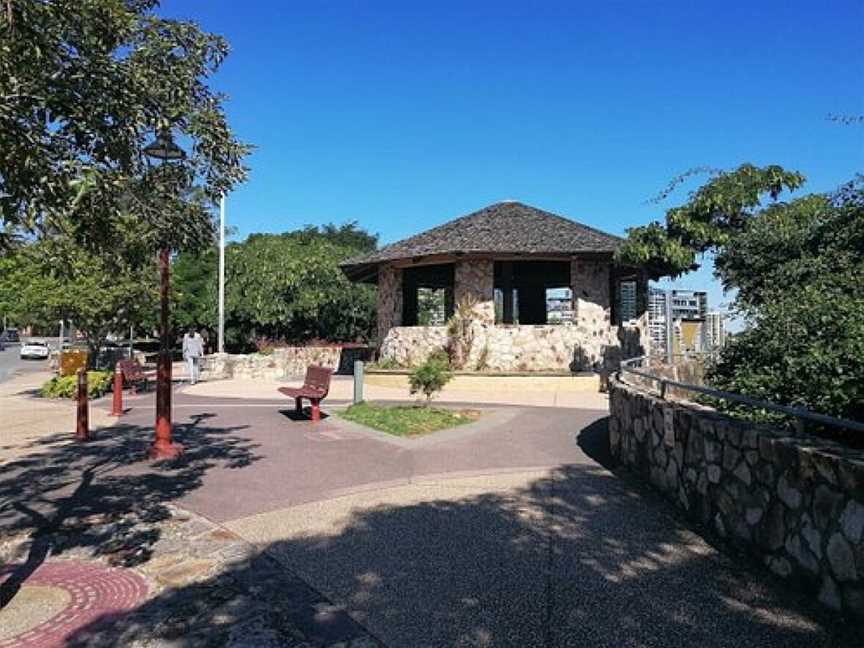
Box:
[618,355,864,434]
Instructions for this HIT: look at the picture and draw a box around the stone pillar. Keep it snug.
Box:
[454,259,494,325]
[376,264,402,340]
[571,259,611,337]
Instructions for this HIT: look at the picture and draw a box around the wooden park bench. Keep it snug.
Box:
[278,365,333,422]
[117,358,156,394]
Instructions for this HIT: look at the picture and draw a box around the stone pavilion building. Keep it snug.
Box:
[341,201,650,372]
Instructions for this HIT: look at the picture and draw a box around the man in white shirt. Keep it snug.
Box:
[182,329,204,385]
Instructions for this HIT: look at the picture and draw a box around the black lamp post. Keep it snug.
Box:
[143,127,186,460]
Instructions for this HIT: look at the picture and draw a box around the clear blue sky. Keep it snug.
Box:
[163,0,863,316]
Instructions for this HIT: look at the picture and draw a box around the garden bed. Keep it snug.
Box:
[338,402,480,437]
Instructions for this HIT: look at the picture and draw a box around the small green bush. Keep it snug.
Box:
[41,370,113,399]
[409,352,452,403]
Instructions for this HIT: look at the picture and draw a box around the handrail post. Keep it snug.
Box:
[659,379,667,400]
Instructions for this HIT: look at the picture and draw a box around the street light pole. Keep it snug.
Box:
[143,126,187,460]
[218,194,226,354]
[151,247,181,458]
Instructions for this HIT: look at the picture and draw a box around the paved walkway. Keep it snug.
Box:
[184,374,612,409]
[0,369,114,464]
[0,376,860,646]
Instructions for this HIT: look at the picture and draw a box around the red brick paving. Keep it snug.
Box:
[0,561,148,647]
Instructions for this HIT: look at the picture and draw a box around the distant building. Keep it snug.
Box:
[705,311,726,350]
[648,288,711,356]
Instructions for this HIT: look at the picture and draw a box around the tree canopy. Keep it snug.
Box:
[619,166,863,431]
[616,164,805,278]
[706,180,864,429]
[172,223,378,350]
[0,223,158,359]
[0,0,249,251]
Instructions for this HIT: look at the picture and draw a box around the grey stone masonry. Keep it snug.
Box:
[609,376,864,618]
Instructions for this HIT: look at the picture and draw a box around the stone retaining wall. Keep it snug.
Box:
[201,347,344,380]
[609,376,864,617]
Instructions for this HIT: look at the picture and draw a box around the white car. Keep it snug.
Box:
[20,340,50,360]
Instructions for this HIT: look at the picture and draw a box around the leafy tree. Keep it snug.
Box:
[706,180,864,429]
[0,230,158,363]
[616,164,805,278]
[170,224,379,350]
[172,248,217,333]
[0,0,249,251]
[620,166,863,431]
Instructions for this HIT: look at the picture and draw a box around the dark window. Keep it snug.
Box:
[617,279,637,324]
[494,261,571,325]
[402,264,454,326]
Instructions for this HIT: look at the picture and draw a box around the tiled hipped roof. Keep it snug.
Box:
[341,201,623,281]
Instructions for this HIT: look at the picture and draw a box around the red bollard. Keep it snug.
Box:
[111,364,123,416]
[76,369,89,441]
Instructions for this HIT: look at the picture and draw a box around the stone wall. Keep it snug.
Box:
[376,257,649,371]
[609,376,864,616]
[201,346,344,380]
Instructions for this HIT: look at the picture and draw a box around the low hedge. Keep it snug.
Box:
[41,370,114,399]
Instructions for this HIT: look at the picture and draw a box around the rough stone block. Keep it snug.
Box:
[745,507,764,526]
[819,574,842,610]
[725,426,743,448]
[785,534,819,574]
[767,556,792,578]
[837,459,864,494]
[723,446,741,472]
[704,439,720,464]
[760,503,786,552]
[759,436,777,463]
[813,485,844,530]
[707,465,722,484]
[755,462,775,487]
[840,500,864,544]
[842,586,864,617]
[813,453,839,487]
[697,472,709,496]
[777,474,802,510]
[827,533,857,581]
[800,514,823,559]
[734,462,753,486]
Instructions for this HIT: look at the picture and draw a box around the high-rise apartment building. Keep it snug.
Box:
[648,288,711,356]
[705,311,726,350]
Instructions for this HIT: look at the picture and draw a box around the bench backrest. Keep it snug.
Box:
[117,359,145,381]
[303,365,333,396]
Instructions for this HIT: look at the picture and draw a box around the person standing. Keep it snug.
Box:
[182,328,204,385]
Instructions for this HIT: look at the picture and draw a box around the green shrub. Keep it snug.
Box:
[41,370,113,399]
[409,353,452,403]
[426,349,451,368]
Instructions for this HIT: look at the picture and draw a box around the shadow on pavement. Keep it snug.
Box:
[576,415,614,468]
[0,414,261,610]
[66,462,860,647]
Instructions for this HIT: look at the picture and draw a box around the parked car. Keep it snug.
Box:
[20,340,50,360]
[3,328,20,343]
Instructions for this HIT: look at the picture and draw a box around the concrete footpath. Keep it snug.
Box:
[0,373,860,646]
[0,368,115,464]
